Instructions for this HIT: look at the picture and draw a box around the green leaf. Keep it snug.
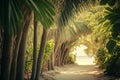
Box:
[105,7,113,13]
[100,0,109,5]
[58,0,96,28]
[98,18,106,24]
[112,32,119,39]
[0,0,23,35]
[108,0,116,6]
[11,0,22,34]
[111,24,120,39]
[106,40,116,53]
[27,0,55,29]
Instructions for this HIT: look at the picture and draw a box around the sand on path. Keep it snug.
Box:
[53,64,100,80]
[42,64,110,80]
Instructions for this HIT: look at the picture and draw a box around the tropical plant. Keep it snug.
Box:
[43,39,55,61]
[0,0,102,80]
[0,0,55,80]
[95,48,107,68]
[99,0,120,76]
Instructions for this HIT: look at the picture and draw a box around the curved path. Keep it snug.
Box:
[53,64,99,80]
[42,64,112,80]
[54,65,98,80]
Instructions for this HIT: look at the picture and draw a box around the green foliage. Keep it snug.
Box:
[27,0,56,29]
[67,54,76,64]
[25,39,55,72]
[58,0,97,27]
[95,48,107,68]
[104,7,120,25]
[106,40,116,53]
[0,0,23,35]
[100,0,109,5]
[112,23,120,39]
[104,46,120,77]
[96,47,120,77]
[43,39,55,61]
[25,60,32,73]
[99,0,120,77]
[25,47,33,73]
[100,0,117,6]
[0,0,55,35]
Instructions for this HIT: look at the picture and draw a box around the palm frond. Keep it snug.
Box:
[58,22,91,42]
[0,0,23,35]
[0,0,55,35]
[27,0,55,29]
[58,0,97,28]
[70,22,91,37]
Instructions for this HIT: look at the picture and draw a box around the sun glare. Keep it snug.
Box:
[73,44,95,65]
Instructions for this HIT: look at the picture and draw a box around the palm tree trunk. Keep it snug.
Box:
[1,1,14,80]
[35,28,48,80]
[51,53,54,70]
[48,58,52,70]
[60,42,66,66]
[0,28,2,78]
[1,33,14,80]
[10,29,23,80]
[30,16,38,80]
[62,48,68,65]
[16,9,32,80]
[64,48,70,64]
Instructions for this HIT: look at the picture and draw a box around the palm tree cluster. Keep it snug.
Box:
[0,0,55,80]
[1,0,120,80]
[0,0,97,80]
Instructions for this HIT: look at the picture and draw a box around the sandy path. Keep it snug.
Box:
[42,64,111,80]
[53,64,99,80]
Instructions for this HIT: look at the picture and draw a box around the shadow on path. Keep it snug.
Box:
[42,64,117,80]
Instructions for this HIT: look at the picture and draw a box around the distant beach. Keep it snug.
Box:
[75,56,95,65]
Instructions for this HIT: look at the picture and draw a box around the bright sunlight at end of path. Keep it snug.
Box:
[73,44,95,65]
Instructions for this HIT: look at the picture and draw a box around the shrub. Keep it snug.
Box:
[104,46,120,77]
[95,48,107,68]
[67,54,76,64]
[43,39,55,61]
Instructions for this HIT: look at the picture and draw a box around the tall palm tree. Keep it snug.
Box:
[0,0,55,80]
[30,16,38,80]
[0,0,98,80]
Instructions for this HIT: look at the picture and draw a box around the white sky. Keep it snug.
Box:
[73,44,95,65]
[73,44,88,56]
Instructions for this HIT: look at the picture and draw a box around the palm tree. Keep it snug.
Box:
[0,0,98,80]
[30,16,38,80]
[0,0,55,80]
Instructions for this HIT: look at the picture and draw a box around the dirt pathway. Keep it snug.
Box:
[52,64,100,80]
[42,64,114,80]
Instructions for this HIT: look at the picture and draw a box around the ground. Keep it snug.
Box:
[41,45,118,80]
[41,64,117,80]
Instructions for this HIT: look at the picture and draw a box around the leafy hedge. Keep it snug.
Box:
[98,0,120,77]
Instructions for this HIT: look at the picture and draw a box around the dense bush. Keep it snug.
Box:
[43,39,55,61]
[67,54,76,64]
[96,47,120,77]
[25,39,55,74]
[99,0,120,77]
[104,46,120,77]
[95,48,107,68]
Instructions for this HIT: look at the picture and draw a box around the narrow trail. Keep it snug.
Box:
[52,64,100,80]
[42,64,113,80]
[42,45,117,80]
